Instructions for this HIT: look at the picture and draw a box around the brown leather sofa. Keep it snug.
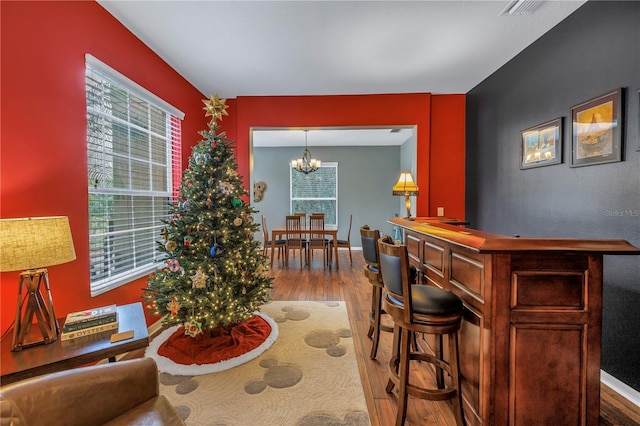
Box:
[0,357,185,426]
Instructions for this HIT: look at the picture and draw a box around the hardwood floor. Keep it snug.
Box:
[130,250,639,425]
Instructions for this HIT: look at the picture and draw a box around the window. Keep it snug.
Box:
[290,163,338,229]
[86,55,184,296]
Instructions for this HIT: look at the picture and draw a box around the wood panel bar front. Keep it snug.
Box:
[389,217,639,426]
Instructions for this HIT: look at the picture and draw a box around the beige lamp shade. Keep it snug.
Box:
[392,172,419,196]
[0,216,76,272]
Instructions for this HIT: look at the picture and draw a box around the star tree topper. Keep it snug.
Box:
[202,94,229,124]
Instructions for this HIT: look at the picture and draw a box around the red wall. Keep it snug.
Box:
[1,1,465,337]
[225,94,465,220]
[0,1,206,334]
[430,95,466,218]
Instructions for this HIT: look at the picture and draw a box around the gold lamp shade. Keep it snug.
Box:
[1,216,76,272]
[0,216,76,351]
[392,172,419,219]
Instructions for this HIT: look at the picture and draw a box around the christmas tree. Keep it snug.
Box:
[144,95,272,337]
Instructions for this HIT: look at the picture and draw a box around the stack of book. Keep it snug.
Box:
[61,304,118,341]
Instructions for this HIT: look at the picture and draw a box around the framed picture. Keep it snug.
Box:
[571,88,623,167]
[520,118,562,169]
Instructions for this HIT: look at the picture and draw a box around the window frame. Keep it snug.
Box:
[289,162,339,229]
[86,54,184,296]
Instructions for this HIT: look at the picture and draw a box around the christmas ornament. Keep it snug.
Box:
[185,319,203,337]
[232,198,243,207]
[165,240,177,252]
[182,200,190,210]
[233,217,243,226]
[206,194,213,209]
[210,244,223,257]
[166,259,181,272]
[190,269,207,289]
[167,298,181,317]
[219,181,231,195]
[184,235,194,246]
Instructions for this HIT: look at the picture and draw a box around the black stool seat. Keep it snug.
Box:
[366,264,378,273]
[387,285,462,317]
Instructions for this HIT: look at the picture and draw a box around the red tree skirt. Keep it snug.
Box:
[157,315,272,365]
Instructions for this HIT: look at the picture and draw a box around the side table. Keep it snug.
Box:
[1,302,149,386]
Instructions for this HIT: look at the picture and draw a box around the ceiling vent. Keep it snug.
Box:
[500,0,543,16]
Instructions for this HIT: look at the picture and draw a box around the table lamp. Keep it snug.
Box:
[0,216,76,351]
[392,172,419,220]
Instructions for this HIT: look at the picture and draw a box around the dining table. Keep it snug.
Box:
[269,227,340,269]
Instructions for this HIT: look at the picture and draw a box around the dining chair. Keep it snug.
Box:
[293,212,308,248]
[261,215,285,266]
[307,214,329,269]
[377,235,465,426]
[330,214,353,265]
[285,215,305,269]
[293,212,307,228]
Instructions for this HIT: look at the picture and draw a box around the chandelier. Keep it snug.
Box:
[291,130,321,174]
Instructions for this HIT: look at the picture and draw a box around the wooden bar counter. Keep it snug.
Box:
[389,217,639,426]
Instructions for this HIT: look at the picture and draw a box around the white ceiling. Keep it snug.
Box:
[251,127,414,147]
[97,0,587,146]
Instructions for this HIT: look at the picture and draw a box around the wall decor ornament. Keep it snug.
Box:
[254,181,267,202]
[571,88,624,167]
[520,117,563,169]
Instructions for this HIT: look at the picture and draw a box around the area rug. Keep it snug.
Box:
[156,301,370,426]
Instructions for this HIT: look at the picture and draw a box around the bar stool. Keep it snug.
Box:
[377,235,465,426]
[359,225,393,359]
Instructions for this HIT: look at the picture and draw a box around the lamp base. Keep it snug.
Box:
[404,195,414,220]
[12,269,59,351]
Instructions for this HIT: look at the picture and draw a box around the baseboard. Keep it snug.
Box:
[601,370,640,408]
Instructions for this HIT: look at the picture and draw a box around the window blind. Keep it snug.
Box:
[86,55,183,296]
[290,163,339,229]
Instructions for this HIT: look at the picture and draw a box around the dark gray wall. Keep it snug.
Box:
[252,145,402,244]
[466,1,640,391]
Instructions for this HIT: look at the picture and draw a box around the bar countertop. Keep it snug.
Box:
[389,217,640,255]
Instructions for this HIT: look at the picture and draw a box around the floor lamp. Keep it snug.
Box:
[0,217,76,351]
[392,171,419,220]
